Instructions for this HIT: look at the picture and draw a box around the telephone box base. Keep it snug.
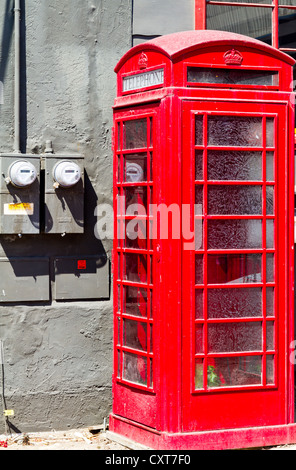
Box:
[109,414,296,450]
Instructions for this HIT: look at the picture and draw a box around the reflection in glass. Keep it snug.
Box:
[125,219,147,249]
[195,359,204,390]
[123,319,147,351]
[208,254,262,284]
[124,253,147,284]
[124,154,147,182]
[124,187,147,215]
[123,352,147,385]
[266,355,275,384]
[208,356,262,388]
[208,219,262,249]
[208,116,262,147]
[123,285,147,317]
[266,186,274,215]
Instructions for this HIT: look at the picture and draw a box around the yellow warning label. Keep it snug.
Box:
[4,203,34,215]
[3,410,14,417]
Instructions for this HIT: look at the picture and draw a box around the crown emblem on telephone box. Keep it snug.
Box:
[138,52,148,69]
[223,49,243,65]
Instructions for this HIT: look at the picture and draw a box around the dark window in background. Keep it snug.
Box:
[132,0,296,89]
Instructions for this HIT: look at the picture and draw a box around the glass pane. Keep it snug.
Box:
[195,290,204,319]
[117,156,121,182]
[208,185,262,215]
[208,356,262,388]
[124,253,147,284]
[208,254,262,284]
[266,287,274,317]
[117,122,121,151]
[208,322,262,353]
[150,358,153,388]
[266,220,274,249]
[123,352,147,385]
[208,219,262,249]
[123,119,147,149]
[188,67,278,86]
[208,116,262,147]
[266,355,275,385]
[266,186,274,215]
[195,254,204,284]
[207,4,272,41]
[207,288,262,318]
[149,152,153,181]
[266,254,274,282]
[266,118,275,147]
[195,325,204,354]
[208,151,262,181]
[195,359,204,390]
[195,150,203,180]
[124,154,147,182]
[195,115,204,145]
[123,319,147,352]
[123,285,147,318]
[195,185,203,208]
[149,117,153,147]
[125,219,147,249]
[266,321,274,351]
[266,152,274,181]
[125,187,147,215]
[194,217,204,250]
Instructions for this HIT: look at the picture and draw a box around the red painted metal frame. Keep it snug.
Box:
[111,31,295,450]
[181,100,288,432]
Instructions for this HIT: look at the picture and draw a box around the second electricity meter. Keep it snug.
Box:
[53,161,82,188]
[8,160,38,188]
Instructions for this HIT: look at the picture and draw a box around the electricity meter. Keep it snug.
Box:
[8,160,38,188]
[126,162,144,183]
[53,161,82,188]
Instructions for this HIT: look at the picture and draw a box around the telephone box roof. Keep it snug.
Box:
[115,29,295,72]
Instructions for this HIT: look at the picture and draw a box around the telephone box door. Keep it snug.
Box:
[182,99,290,432]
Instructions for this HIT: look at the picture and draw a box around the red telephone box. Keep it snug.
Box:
[110,30,295,450]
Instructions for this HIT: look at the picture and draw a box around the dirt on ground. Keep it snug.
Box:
[1,428,296,450]
[0,428,129,451]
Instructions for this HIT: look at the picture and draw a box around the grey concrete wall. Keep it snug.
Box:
[0,0,132,433]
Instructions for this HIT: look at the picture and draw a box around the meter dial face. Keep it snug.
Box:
[8,160,38,187]
[126,162,144,183]
[53,161,82,188]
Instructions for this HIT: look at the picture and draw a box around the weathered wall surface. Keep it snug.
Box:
[0,0,132,432]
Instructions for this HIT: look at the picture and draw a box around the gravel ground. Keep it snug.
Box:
[0,428,129,451]
[1,428,296,450]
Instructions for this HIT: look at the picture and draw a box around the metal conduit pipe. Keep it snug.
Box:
[14,0,21,154]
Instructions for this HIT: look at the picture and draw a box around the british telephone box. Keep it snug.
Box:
[109,30,295,450]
